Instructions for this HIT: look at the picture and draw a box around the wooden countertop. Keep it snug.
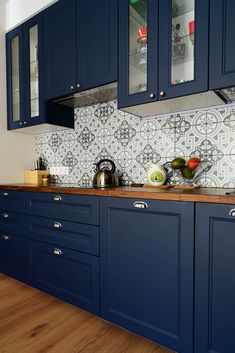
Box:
[0,184,235,204]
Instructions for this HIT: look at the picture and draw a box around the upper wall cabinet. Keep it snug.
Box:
[6,13,74,132]
[209,0,235,90]
[118,0,209,109]
[44,0,118,100]
[6,14,44,129]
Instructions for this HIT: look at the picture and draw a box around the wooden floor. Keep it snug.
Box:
[0,275,173,353]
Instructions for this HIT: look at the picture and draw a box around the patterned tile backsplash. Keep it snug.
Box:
[35,100,235,188]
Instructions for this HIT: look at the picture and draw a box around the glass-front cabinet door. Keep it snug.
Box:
[118,0,158,108]
[159,0,209,100]
[6,14,43,130]
[24,14,44,126]
[6,27,24,129]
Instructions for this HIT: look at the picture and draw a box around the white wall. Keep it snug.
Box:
[5,0,57,31]
[0,0,35,183]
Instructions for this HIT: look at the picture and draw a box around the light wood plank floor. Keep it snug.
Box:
[0,274,173,353]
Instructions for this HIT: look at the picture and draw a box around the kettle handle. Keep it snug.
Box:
[96,159,116,173]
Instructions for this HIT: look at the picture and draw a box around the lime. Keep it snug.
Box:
[181,167,194,180]
[171,157,186,170]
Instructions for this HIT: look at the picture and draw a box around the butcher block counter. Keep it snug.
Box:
[0,184,235,204]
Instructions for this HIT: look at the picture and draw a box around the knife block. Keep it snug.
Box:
[24,170,50,185]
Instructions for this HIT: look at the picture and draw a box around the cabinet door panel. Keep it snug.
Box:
[0,233,27,282]
[26,215,99,255]
[25,192,99,225]
[6,26,24,129]
[44,0,77,99]
[101,198,194,353]
[118,0,158,108]
[0,210,25,236]
[159,0,209,100]
[0,190,25,212]
[29,240,99,314]
[210,0,235,89]
[23,14,44,125]
[195,203,235,353]
[77,0,118,90]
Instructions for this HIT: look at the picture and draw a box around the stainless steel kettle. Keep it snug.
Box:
[93,159,119,188]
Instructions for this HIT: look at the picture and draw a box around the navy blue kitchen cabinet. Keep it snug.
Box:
[6,14,44,130]
[44,0,118,100]
[100,197,194,353]
[118,0,209,109]
[195,203,235,353]
[43,0,77,99]
[6,12,74,131]
[209,0,235,90]
[29,240,99,314]
[0,233,28,282]
[24,192,99,225]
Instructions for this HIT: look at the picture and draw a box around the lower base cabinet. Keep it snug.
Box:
[0,233,27,282]
[29,240,99,314]
[195,203,235,353]
[100,197,194,353]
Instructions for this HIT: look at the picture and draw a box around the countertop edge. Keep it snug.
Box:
[0,184,235,204]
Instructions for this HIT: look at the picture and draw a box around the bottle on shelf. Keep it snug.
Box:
[172,23,185,59]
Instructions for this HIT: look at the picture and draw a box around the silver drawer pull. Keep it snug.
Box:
[53,222,62,229]
[53,248,62,256]
[1,213,9,219]
[229,209,235,217]
[53,195,62,202]
[133,201,148,209]
[1,235,9,240]
[2,192,8,197]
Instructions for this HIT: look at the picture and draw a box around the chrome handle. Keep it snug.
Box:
[53,221,62,229]
[1,213,9,219]
[160,91,165,97]
[77,83,80,88]
[53,195,62,202]
[1,235,9,240]
[70,85,74,90]
[2,192,8,197]
[149,93,155,99]
[19,122,23,126]
[53,248,62,256]
[229,209,235,217]
[23,121,27,125]
[133,201,148,209]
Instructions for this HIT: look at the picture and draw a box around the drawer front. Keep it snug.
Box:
[0,210,25,236]
[0,190,25,212]
[0,233,27,281]
[26,216,99,256]
[25,192,99,225]
[29,240,99,314]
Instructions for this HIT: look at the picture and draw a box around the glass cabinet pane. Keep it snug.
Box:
[129,0,147,95]
[29,25,39,118]
[11,36,20,122]
[171,0,195,85]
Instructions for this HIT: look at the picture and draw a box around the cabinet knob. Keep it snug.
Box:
[1,235,9,241]
[160,91,165,97]
[149,93,155,99]
[1,192,8,197]
[229,209,235,217]
[53,248,62,256]
[53,221,62,229]
[23,121,27,125]
[19,122,23,126]
[133,201,148,209]
[70,85,74,90]
[77,83,81,88]
[53,195,62,202]
[1,213,9,219]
